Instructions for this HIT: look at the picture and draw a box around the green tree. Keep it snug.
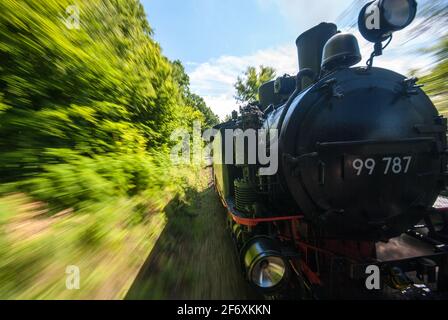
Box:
[234,65,276,104]
[0,0,209,191]
[170,60,219,127]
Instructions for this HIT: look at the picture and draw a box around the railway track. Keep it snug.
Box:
[125,169,258,300]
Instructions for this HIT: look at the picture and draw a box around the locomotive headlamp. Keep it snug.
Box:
[358,0,417,43]
[250,256,286,288]
[242,236,289,290]
[383,0,416,28]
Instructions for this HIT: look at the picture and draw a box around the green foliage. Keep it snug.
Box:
[234,65,276,104]
[0,0,216,300]
[413,0,448,114]
[1,151,176,212]
[170,60,219,127]
[422,37,448,107]
[0,0,214,214]
[0,0,208,183]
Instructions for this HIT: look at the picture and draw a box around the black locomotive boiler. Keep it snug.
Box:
[212,0,448,299]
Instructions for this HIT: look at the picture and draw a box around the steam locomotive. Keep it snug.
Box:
[212,0,448,299]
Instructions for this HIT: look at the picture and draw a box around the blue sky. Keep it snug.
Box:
[141,0,349,64]
[142,0,289,63]
[141,0,444,119]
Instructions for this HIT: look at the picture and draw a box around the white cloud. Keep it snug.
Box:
[189,44,298,119]
[189,17,443,120]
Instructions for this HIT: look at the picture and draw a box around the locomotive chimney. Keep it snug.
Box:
[296,22,338,89]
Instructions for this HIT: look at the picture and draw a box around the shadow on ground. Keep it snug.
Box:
[125,184,259,300]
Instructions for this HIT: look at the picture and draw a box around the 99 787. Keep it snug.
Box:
[349,156,413,176]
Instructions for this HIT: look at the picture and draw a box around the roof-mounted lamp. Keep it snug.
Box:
[358,0,417,66]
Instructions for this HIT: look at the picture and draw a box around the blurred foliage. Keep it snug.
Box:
[234,65,276,104]
[0,0,217,180]
[415,0,448,113]
[0,0,219,299]
[171,60,219,128]
[0,165,201,299]
[422,37,448,112]
[0,0,217,202]
[1,151,176,212]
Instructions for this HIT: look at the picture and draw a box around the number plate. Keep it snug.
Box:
[344,155,414,179]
